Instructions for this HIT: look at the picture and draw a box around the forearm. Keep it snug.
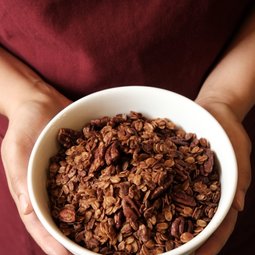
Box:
[0,47,55,118]
[197,7,255,121]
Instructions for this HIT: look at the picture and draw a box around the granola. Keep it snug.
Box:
[47,111,220,254]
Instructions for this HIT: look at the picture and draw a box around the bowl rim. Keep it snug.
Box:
[28,85,238,255]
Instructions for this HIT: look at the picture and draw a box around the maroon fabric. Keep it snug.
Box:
[0,1,255,254]
[0,0,252,100]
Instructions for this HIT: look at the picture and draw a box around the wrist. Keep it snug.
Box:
[3,80,49,118]
[196,96,238,122]
[0,48,64,119]
[196,83,253,122]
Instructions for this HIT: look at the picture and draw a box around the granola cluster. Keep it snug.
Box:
[47,112,220,254]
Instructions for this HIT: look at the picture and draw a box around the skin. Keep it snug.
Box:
[0,6,255,255]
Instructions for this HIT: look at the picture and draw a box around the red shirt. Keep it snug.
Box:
[0,0,252,100]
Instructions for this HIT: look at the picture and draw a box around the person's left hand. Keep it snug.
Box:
[194,98,251,255]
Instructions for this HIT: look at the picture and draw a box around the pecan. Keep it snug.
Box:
[105,141,120,165]
[171,136,189,146]
[150,175,173,200]
[114,210,124,229]
[59,207,76,223]
[203,149,214,174]
[58,128,82,148]
[116,182,130,197]
[171,216,185,238]
[122,196,140,221]
[172,190,196,207]
[89,142,106,173]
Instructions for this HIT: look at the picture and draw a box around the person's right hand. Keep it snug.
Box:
[1,82,72,255]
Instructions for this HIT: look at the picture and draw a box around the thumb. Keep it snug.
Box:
[2,137,71,255]
[5,161,34,216]
[18,192,33,215]
[1,135,34,215]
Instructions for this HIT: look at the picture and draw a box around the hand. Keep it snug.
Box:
[194,98,251,255]
[1,82,72,255]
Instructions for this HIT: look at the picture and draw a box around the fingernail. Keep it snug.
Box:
[19,194,29,214]
[237,192,245,211]
[238,199,244,211]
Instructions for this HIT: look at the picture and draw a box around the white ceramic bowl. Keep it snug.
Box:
[28,86,237,255]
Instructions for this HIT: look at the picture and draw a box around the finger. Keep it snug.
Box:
[230,125,251,211]
[20,209,70,255]
[1,136,34,214]
[2,140,69,255]
[233,155,251,211]
[195,207,238,255]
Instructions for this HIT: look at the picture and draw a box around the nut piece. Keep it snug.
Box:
[59,207,75,223]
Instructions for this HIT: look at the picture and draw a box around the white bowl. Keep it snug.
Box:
[28,86,237,255]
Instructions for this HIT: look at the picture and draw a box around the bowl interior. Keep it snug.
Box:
[28,86,237,255]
